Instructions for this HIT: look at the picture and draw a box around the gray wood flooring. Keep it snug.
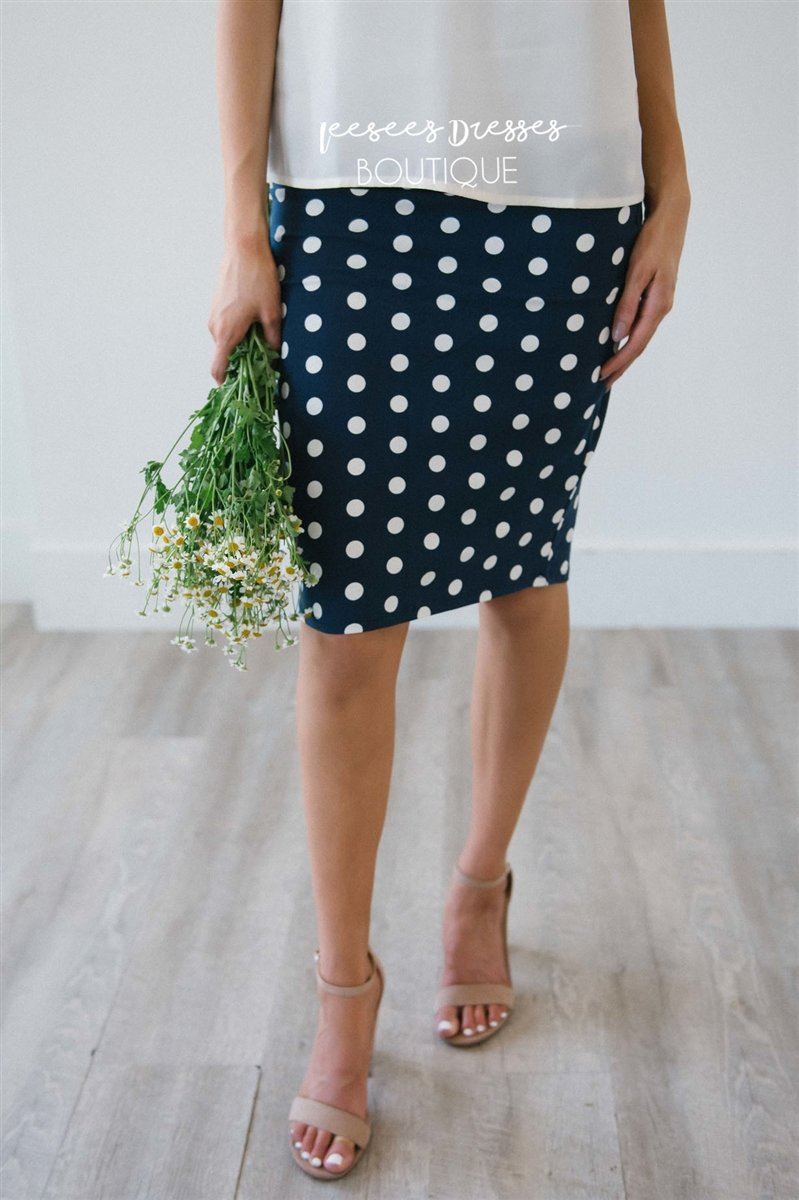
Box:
[2,604,797,1199]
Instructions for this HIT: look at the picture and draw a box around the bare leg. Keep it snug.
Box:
[289,618,409,1173]
[437,582,570,1038]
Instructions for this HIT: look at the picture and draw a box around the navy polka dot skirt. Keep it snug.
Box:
[268,184,643,635]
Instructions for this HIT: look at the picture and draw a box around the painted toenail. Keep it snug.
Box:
[489,1019,498,1027]
[476,1023,486,1032]
[325,1153,344,1167]
[311,1156,322,1167]
[293,1139,303,1148]
[463,1027,474,1035]
[438,1019,454,1032]
[301,1150,310,1159]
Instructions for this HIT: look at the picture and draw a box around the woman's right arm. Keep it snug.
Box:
[208,0,283,383]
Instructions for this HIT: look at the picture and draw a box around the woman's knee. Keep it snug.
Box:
[298,620,409,704]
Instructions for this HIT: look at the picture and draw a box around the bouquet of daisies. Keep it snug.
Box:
[106,322,317,669]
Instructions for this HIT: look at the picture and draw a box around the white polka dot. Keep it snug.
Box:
[484,236,504,255]
[348,374,366,392]
[572,276,590,294]
[424,531,440,549]
[305,313,322,332]
[487,203,506,213]
[387,515,404,533]
[471,433,487,450]
[392,312,411,330]
[307,479,323,497]
[532,214,552,233]
[281,340,289,360]
[530,498,544,514]
[305,198,324,216]
[395,198,415,215]
[347,254,366,269]
[417,606,432,618]
[483,277,502,293]
[347,498,365,516]
[521,334,539,352]
[612,246,625,264]
[431,413,449,432]
[540,542,553,558]
[421,570,436,586]
[390,395,408,413]
[437,294,456,310]
[545,428,562,444]
[349,218,368,232]
[479,589,493,601]
[566,314,585,332]
[469,471,486,489]
[428,494,445,511]
[515,374,533,391]
[476,355,494,373]
[483,555,497,570]
[433,374,450,392]
[441,216,460,233]
[598,326,611,345]
[303,236,322,254]
[500,486,516,501]
[388,476,406,494]
[560,354,578,372]
[429,454,446,472]
[347,415,366,434]
[347,332,366,351]
[438,256,458,274]
[345,581,364,601]
[618,205,631,224]
[509,564,523,580]
[344,623,363,634]
[274,225,285,242]
[384,595,399,612]
[346,540,364,558]
[518,531,532,546]
[528,257,548,276]
[461,508,477,525]
[307,521,323,539]
[565,474,580,490]
[394,234,413,253]
[386,556,403,574]
[552,508,565,524]
[273,186,286,202]
[460,546,475,562]
[506,449,523,468]
[473,394,492,412]
[303,275,321,291]
[576,233,595,252]
[480,314,498,332]
[311,602,323,620]
[526,296,545,312]
[435,333,453,352]
[390,435,406,453]
[306,397,323,416]
[347,291,366,309]
[391,354,409,372]
[448,578,463,595]
[606,286,620,304]
[392,272,412,290]
[554,392,571,409]
[575,438,587,455]
[307,439,324,457]
[540,464,554,479]
[512,413,530,430]
[584,404,596,419]
[347,456,366,474]
[533,577,548,587]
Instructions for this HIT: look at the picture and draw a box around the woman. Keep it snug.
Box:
[209,0,689,1181]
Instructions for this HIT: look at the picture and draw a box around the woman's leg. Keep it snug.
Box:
[289,618,409,1173]
[437,581,570,1038]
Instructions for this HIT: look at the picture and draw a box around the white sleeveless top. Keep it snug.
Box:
[267,0,645,208]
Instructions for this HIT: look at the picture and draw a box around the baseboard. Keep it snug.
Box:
[11,539,798,631]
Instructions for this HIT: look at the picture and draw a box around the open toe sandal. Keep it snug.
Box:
[288,946,385,1180]
[435,859,514,1047]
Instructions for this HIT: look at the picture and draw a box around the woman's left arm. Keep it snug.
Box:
[600,0,691,388]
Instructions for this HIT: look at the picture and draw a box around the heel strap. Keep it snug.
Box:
[314,947,381,997]
[453,860,510,890]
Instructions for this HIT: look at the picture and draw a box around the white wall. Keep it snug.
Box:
[2,1,797,630]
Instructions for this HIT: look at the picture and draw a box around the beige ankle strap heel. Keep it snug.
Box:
[435,860,515,1047]
[288,947,385,1180]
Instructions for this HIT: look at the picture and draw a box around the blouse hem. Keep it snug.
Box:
[266,173,646,210]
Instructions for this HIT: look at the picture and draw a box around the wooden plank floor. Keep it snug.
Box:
[2,604,797,1199]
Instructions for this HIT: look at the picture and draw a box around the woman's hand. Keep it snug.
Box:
[600,191,689,389]
[208,231,282,384]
